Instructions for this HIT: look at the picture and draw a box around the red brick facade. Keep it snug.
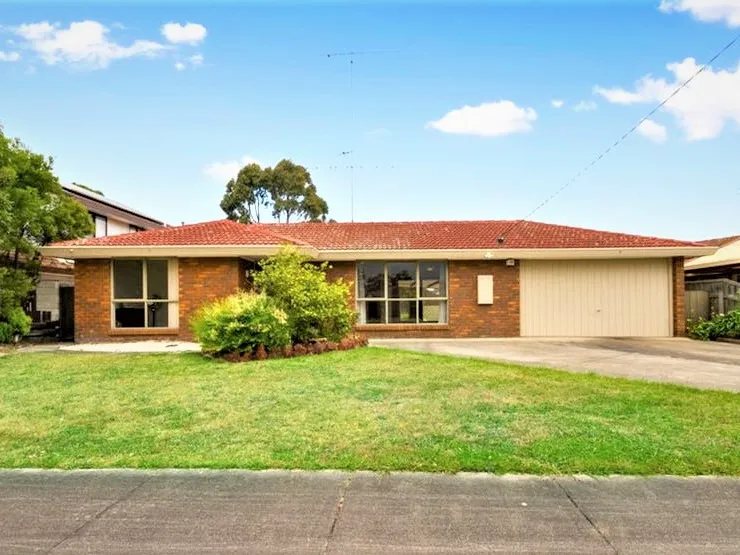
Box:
[327,260,520,338]
[74,258,246,342]
[74,256,685,341]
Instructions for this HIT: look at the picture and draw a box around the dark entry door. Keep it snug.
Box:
[59,286,74,341]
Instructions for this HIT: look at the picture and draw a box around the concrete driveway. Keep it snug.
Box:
[2,470,739,554]
[371,338,740,392]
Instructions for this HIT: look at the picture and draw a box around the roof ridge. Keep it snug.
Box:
[232,222,315,248]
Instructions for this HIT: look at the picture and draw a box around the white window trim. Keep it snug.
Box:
[110,259,179,329]
[356,261,448,325]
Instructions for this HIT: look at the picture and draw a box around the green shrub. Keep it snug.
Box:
[688,309,740,341]
[191,292,291,355]
[253,247,355,343]
[0,307,31,344]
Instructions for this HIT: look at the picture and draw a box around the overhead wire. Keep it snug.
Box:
[496,30,740,243]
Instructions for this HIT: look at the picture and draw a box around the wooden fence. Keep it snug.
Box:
[686,278,740,319]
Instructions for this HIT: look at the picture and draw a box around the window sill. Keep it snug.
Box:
[109,327,180,336]
[356,324,450,332]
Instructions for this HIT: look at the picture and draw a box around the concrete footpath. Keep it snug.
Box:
[1,471,739,554]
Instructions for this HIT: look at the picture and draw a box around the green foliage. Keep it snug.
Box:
[220,163,269,223]
[0,267,34,318]
[688,309,740,341]
[219,159,329,223]
[0,307,32,344]
[191,291,291,355]
[0,126,93,334]
[253,247,355,343]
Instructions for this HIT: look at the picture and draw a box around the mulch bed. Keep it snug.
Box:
[218,335,369,363]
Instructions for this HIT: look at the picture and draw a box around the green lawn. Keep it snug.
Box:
[0,347,738,474]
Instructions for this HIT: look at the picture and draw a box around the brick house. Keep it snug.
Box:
[39,219,714,342]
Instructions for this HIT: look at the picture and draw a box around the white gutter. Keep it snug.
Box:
[40,244,715,261]
[315,246,716,261]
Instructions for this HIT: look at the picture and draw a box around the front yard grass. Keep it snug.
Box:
[0,347,738,474]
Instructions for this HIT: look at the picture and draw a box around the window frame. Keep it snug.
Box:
[110,259,179,330]
[356,261,448,325]
[91,213,108,237]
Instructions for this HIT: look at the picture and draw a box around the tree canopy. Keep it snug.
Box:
[220,159,329,224]
[0,126,92,332]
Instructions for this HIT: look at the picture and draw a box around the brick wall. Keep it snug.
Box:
[74,258,244,342]
[75,256,682,342]
[178,258,244,340]
[327,260,520,338]
[74,259,112,342]
[672,256,686,337]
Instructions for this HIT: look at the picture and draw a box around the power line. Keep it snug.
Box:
[497,30,740,243]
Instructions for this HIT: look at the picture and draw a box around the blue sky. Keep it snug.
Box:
[1,1,739,240]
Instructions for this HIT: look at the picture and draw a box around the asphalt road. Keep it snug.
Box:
[1,471,738,554]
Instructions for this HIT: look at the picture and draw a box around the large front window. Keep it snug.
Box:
[111,259,178,328]
[357,261,447,324]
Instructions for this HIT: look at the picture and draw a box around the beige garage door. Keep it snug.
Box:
[520,259,673,337]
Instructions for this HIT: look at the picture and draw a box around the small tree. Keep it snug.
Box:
[253,247,355,342]
[0,126,92,341]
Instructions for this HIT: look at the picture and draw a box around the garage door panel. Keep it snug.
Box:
[520,259,672,337]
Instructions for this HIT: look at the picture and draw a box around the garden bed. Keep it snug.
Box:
[218,335,368,362]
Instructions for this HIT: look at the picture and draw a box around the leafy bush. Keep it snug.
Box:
[253,247,355,343]
[191,292,291,355]
[0,307,31,344]
[688,309,740,341]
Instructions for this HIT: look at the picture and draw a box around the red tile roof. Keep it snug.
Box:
[51,219,704,250]
[259,220,702,250]
[52,219,308,247]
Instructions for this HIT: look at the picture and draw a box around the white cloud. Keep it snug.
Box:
[551,99,564,108]
[173,54,203,71]
[594,57,740,140]
[637,119,668,143]
[12,20,167,69]
[592,86,645,104]
[0,50,20,62]
[366,127,390,137]
[660,0,740,27]
[161,22,207,45]
[573,100,598,112]
[426,100,537,137]
[204,155,263,182]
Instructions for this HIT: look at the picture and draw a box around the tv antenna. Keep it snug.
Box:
[326,50,398,222]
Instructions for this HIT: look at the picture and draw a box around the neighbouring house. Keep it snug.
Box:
[39,219,714,342]
[684,235,740,320]
[29,184,165,339]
